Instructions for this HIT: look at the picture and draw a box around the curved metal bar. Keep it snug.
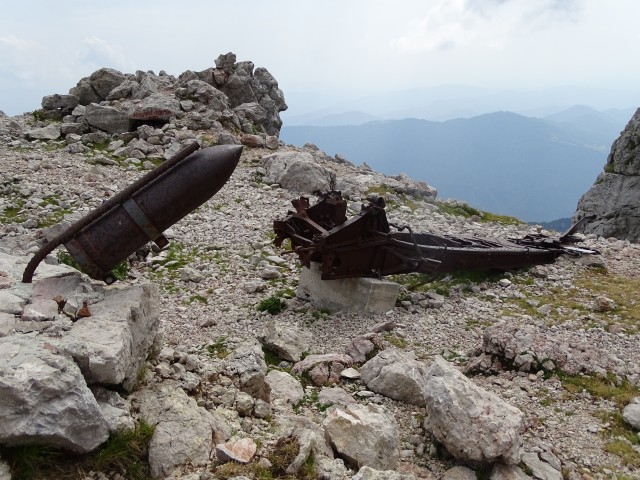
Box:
[21,142,200,283]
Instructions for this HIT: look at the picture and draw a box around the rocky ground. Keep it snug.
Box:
[1,106,639,480]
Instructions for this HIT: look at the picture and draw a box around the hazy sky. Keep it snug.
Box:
[1,0,639,116]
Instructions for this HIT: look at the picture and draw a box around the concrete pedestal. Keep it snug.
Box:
[296,262,400,314]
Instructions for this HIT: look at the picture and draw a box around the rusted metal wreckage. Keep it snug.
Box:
[273,191,598,280]
[22,143,242,284]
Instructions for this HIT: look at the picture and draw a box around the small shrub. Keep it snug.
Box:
[257,296,286,315]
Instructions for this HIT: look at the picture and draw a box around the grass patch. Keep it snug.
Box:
[505,267,640,333]
[0,198,26,224]
[186,294,208,305]
[595,411,640,445]
[603,440,640,468]
[1,421,155,480]
[436,201,522,225]
[390,269,504,295]
[557,372,639,408]
[205,337,229,359]
[384,333,407,349]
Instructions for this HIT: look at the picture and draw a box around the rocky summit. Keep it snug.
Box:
[575,108,640,242]
[0,53,639,480]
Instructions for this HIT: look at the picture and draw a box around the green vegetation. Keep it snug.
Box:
[363,184,420,212]
[384,333,407,349]
[436,201,522,225]
[603,440,640,469]
[257,295,286,315]
[292,386,331,413]
[263,348,282,367]
[186,294,208,305]
[31,109,47,122]
[390,269,504,296]
[557,372,639,408]
[205,337,229,359]
[1,421,155,480]
[595,411,640,446]
[504,266,640,333]
[0,199,27,224]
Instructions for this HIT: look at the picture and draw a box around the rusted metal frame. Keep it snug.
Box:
[22,142,200,283]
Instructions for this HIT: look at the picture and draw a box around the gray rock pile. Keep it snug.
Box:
[575,107,640,242]
[24,52,286,162]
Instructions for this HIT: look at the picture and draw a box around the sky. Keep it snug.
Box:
[1,0,640,116]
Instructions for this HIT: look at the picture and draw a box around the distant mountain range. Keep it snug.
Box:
[280,106,634,221]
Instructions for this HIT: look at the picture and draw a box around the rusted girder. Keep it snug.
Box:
[23,143,242,284]
[274,191,598,280]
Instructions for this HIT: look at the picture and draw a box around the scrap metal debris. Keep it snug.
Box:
[273,191,598,280]
[22,143,242,284]
[75,301,91,320]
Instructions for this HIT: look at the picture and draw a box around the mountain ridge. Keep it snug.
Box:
[281,110,617,221]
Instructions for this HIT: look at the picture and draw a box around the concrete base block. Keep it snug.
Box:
[296,262,400,314]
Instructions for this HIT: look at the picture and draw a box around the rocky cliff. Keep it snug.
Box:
[574,108,640,242]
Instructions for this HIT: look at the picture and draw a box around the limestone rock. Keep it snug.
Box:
[265,369,304,407]
[353,465,416,480]
[292,353,353,386]
[70,68,126,103]
[345,335,379,364]
[128,93,181,123]
[92,386,135,433]
[259,318,312,362]
[442,466,477,480]
[84,103,130,133]
[622,397,640,429]
[25,123,61,140]
[0,458,11,480]
[323,403,400,470]
[0,335,109,452]
[316,457,350,480]
[424,356,524,465]
[262,151,335,194]
[575,108,640,242]
[360,349,429,406]
[520,452,563,480]
[225,341,270,401]
[317,386,356,407]
[56,282,160,392]
[41,94,79,116]
[215,437,257,464]
[490,463,530,480]
[134,382,231,478]
[466,321,626,377]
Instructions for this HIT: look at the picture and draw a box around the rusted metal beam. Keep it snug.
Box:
[274,191,598,280]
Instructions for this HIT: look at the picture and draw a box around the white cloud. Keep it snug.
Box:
[0,35,38,50]
[80,37,132,72]
[390,0,585,54]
